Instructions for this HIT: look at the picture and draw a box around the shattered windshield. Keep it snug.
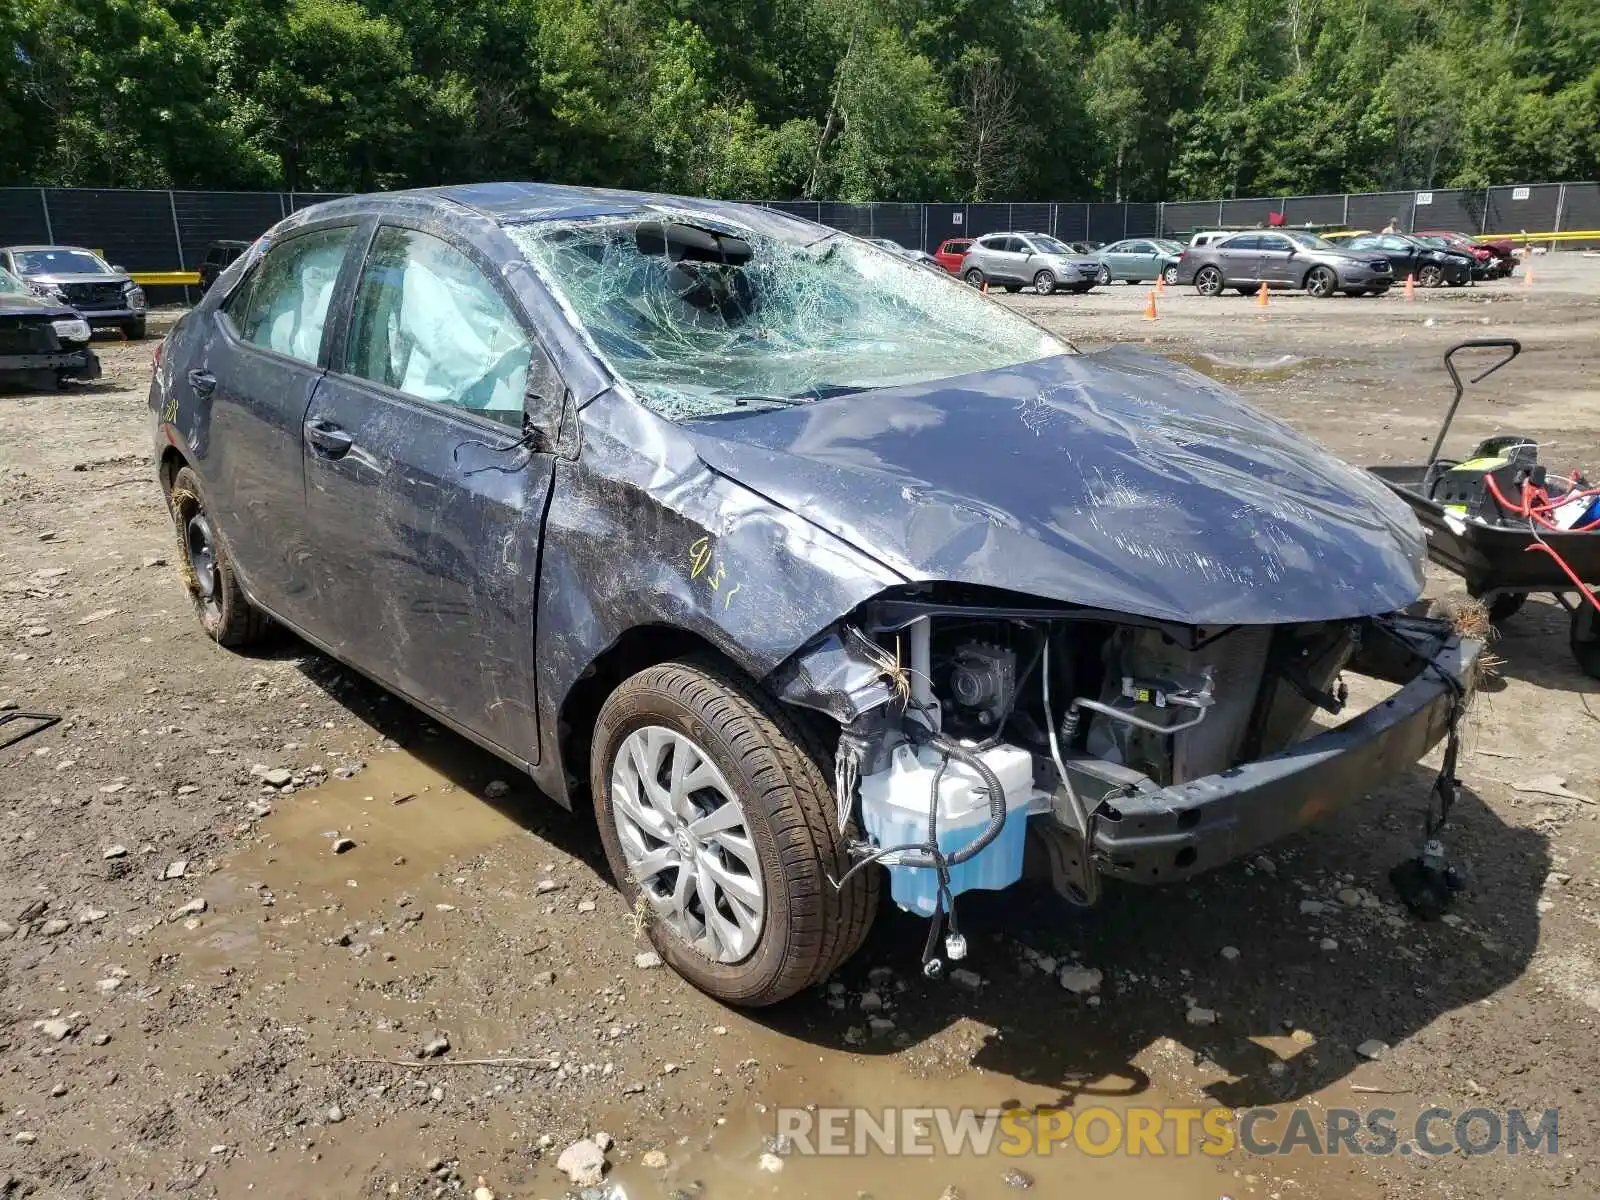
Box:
[0,268,28,295]
[13,249,111,275]
[508,215,1067,419]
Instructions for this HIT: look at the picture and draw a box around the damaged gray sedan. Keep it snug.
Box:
[150,183,1480,1006]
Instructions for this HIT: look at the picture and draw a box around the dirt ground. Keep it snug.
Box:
[3,257,1599,1200]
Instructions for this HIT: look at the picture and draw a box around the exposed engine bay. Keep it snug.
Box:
[775,588,1477,976]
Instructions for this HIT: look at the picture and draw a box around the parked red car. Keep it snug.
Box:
[1418,231,1516,278]
[934,237,974,274]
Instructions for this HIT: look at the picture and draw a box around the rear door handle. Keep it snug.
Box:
[187,369,215,398]
[304,418,354,458]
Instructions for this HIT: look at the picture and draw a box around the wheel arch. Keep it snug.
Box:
[158,443,190,498]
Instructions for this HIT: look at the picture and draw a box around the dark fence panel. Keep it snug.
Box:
[288,192,348,213]
[171,191,284,270]
[1054,204,1088,242]
[1125,202,1160,238]
[44,188,176,273]
[1484,183,1563,236]
[763,201,821,226]
[1010,202,1051,235]
[963,203,1011,240]
[817,201,871,236]
[1562,184,1600,247]
[0,188,53,244]
[1161,200,1220,235]
[1280,193,1346,226]
[1344,190,1413,233]
[1410,188,1481,235]
[1084,203,1124,243]
[1219,197,1281,227]
[921,203,967,251]
[867,202,923,249]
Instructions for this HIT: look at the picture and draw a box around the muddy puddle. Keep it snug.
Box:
[143,750,1376,1200]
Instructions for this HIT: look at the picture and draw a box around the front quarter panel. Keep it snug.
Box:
[530,389,903,803]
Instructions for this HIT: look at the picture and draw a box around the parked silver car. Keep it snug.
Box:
[1175,230,1394,298]
[959,232,1099,295]
[1093,238,1184,286]
[1,245,148,338]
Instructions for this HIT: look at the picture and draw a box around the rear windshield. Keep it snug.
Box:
[510,215,1065,420]
[12,248,111,275]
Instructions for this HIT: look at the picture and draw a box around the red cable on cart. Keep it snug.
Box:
[1477,474,1600,613]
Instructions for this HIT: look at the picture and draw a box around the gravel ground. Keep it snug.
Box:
[2,256,1599,1200]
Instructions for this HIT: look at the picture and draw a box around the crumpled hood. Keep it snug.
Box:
[0,291,75,318]
[683,349,1425,626]
[26,272,130,286]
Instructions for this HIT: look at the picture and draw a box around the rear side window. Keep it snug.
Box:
[225,227,354,365]
[343,226,532,427]
[1221,235,1261,251]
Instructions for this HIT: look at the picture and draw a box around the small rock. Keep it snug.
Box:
[210,1145,229,1155]
[39,918,69,936]
[594,1131,614,1151]
[1058,965,1103,996]
[17,899,47,922]
[417,1033,451,1059]
[867,1016,896,1036]
[473,1188,496,1200]
[1440,913,1463,928]
[757,1152,784,1173]
[858,990,884,1012]
[1290,1028,1315,1046]
[534,878,561,894]
[1253,855,1277,874]
[1186,1005,1218,1027]
[40,1018,72,1042]
[634,951,662,970]
[13,1132,37,1145]
[102,845,128,860]
[577,899,597,914]
[332,838,357,855]
[261,768,292,788]
[641,1149,669,1169]
[1299,899,1327,916]
[484,780,510,799]
[1545,871,1571,889]
[948,968,983,991]
[1338,888,1362,907]
[162,861,188,880]
[171,898,207,919]
[1001,1168,1034,1189]
[51,1082,68,1097]
[91,1033,111,1046]
[176,784,200,795]
[326,1105,345,1124]
[77,908,108,924]
[556,1138,607,1187]
[1537,898,1555,914]
[1355,1039,1388,1061]
[95,977,121,994]
[1219,946,1240,962]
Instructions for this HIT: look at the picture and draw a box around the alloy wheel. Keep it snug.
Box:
[610,726,764,963]
[184,512,222,621]
[1196,266,1222,296]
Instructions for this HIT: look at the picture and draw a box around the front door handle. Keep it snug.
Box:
[187,369,215,398]
[304,418,354,458]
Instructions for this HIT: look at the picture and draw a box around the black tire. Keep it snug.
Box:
[125,318,147,340]
[1034,270,1057,296]
[167,465,269,647]
[1304,265,1337,298]
[591,658,879,1006]
[1195,266,1223,297]
[1162,264,1179,285]
[964,268,984,287]
[1418,264,1445,288]
[1572,605,1600,679]
[1094,265,1111,287]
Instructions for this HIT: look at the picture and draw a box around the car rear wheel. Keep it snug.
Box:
[1195,266,1223,296]
[591,658,878,1006]
[1094,265,1110,286]
[1304,266,1337,298]
[167,466,269,647]
[1418,264,1445,288]
[964,268,985,287]
[1034,270,1057,295]
[125,318,146,340]
[1162,265,1178,285]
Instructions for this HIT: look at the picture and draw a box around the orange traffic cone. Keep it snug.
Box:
[981,280,989,295]
[1404,274,1415,301]
[1255,281,1269,307]
[1143,289,1158,320]
[1155,274,1166,296]
[1523,267,1534,289]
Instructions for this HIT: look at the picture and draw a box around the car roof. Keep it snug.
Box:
[3,244,97,253]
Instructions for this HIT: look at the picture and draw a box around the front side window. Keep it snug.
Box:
[1259,236,1292,252]
[509,215,1066,421]
[0,267,29,295]
[344,226,532,426]
[1380,236,1412,252]
[1125,241,1154,255]
[225,226,354,365]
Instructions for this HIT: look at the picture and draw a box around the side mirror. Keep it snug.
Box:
[111,265,126,273]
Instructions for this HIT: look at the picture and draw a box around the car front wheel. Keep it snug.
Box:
[125,318,147,340]
[591,658,878,1006]
[1304,266,1337,298]
[964,268,985,287]
[1195,266,1223,296]
[1094,265,1110,286]
[1034,270,1057,295]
